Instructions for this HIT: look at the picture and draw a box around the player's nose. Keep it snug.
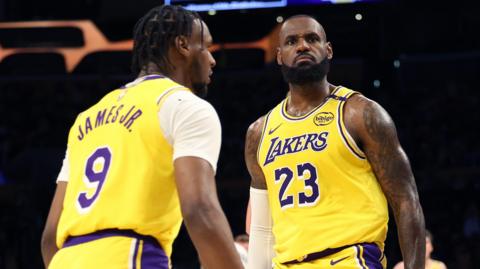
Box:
[296,38,310,52]
[209,52,216,68]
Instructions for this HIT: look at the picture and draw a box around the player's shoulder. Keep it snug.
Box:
[432,259,447,269]
[165,90,217,114]
[344,90,392,124]
[344,91,376,108]
[392,261,404,269]
[247,115,267,139]
[343,90,396,143]
[159,90,220,130]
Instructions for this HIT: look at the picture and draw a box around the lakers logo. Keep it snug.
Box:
[263,132,329,165]
[314,112,334,126]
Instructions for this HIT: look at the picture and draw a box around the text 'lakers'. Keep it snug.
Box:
[77,105,143,141]
[264,132,329,165]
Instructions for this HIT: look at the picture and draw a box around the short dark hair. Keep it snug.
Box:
[131,5,200,74]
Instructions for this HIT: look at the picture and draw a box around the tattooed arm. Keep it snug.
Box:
[245,117,275,269]
[344,94,425,269]
[245,116,268,189]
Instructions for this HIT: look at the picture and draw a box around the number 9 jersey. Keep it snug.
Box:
[55,75,220,260]
[257,86,389,265]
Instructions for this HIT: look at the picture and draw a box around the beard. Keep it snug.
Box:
[192,83,208,98]
[190,56,209,98]
[281,57,330,85]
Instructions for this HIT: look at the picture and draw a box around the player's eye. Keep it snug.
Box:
[285,38,296,46]
[306,35,320,43]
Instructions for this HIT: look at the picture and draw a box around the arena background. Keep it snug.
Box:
[0,0,479,268]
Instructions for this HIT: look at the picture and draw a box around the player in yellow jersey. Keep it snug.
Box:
[40,5,243,269]
[245,15,426,269]
[394,230,447,269]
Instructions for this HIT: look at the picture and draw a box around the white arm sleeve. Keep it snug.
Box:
[247,187,275,269]
[56,149,69,182]
[158,91,222,172]
[235,242,249,268]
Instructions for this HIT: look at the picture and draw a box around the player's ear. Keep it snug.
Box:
[175,35,190,57]
[326,41,333,60]
[276,47,283,65]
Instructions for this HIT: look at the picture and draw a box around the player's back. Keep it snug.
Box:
[56,75,188,258]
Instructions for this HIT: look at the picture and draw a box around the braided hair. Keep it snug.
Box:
[131,5,201,75]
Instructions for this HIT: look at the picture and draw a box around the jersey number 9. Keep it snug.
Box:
[76,147,112,214]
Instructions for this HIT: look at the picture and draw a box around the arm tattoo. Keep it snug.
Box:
[361,99,425,269]
[245,117,267,189]
[362,101,413,206]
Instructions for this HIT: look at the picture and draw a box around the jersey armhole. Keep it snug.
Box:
[256,110,273,167]
[337,91,367,160]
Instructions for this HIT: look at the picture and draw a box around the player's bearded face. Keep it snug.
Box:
[191,56,209,97]
[190,20,214,98]
[281,57,330,85]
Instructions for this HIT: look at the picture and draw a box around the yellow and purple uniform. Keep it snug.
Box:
[257,86,389,268]
[50,75,194,269]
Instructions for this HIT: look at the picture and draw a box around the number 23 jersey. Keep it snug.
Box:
[257,86,389,264]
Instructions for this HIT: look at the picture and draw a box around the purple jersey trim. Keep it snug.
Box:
[355,245,368,269]
[282,242,383,267]
[63,229,159,248]
[257,110,273,164]
[62,229,169,268]
[283,244,354,265]
[120,74,166,89]
[143,74,165,81]
[141,238,170,269]
[280,86,342,121]
[361,243,384,269]
[337,98,366,159]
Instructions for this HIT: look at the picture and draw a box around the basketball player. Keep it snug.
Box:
[394,230,447,269]
[41,5,243,269]
[245,15,425,269]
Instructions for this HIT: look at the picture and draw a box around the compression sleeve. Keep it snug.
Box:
[247,187,275,269]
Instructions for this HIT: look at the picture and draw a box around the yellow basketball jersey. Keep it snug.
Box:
[428,260,445,269]
[57,75,188,258]
[257,86,389,264]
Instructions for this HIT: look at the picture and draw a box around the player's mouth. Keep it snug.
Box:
[294,54,315,64]
[207,71,213,83]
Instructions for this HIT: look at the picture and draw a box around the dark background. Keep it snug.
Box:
[1,0,479,268]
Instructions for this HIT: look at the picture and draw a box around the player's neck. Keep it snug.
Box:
[138,64,192,89]
[167,70,193,90]
[138,63,166,78]
[286,79,333,116]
